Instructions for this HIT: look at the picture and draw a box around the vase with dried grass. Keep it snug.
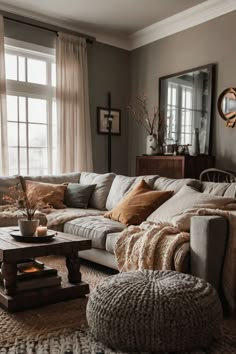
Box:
[128,94,165,155]
[3,177,49,236]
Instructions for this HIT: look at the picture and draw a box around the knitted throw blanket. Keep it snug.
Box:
[115,221,189,271]
[115,207,236,313]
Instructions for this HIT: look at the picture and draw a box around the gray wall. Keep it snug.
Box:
[129,11,236,175]
[5,10,236,176]
[87,41,130,174]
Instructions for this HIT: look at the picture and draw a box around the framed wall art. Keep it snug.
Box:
[97,107,121,135]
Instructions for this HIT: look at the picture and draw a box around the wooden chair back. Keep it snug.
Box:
[199,168,236,183]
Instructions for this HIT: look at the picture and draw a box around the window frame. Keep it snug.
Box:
[5,38,56,176]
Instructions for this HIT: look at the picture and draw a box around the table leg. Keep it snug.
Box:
[66,252,81,284]
[1,262,17,295]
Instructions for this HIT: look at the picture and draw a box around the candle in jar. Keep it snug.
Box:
[36,226,47,237]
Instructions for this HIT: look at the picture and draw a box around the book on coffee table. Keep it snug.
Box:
[17,265,58,281]
[17,275,61,291]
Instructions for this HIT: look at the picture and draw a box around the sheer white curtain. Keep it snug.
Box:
[56,33,93,173]
[0,16,8,176]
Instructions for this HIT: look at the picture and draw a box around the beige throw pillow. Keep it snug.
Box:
[147,185,235,223]
[25,180,67,209]
[104,179,173,226]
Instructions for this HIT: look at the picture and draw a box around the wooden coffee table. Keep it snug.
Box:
[0,227,91,312]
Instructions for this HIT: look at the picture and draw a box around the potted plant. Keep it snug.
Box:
[127,94,165,155]
[3,177,48,236]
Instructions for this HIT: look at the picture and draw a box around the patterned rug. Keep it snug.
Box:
[1,319,236,353]
[0,256,235,353]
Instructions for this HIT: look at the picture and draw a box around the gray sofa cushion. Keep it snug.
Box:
[105,175,159,210]
[23,172,80,184]
[201,182,236,198]
[46,208,104,228]
[80,172,116,210]
[153,177,201,194]
[64,216,125,249]
[105,232,121,254]
[0,175,21,205]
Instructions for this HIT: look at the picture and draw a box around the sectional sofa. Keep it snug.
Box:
[0,171,233,291]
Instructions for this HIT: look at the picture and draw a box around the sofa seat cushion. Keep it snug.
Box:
[105,174,159,210]
[46,208,104,228]
[105,232,121,254]
[64,216,125,250]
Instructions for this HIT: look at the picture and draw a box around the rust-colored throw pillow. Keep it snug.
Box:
[25,180,67,209]
[104,179,173,225]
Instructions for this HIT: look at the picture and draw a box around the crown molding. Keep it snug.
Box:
[129,0,236,50]
[0,0,236,51]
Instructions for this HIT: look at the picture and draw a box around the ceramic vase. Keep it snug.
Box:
[146,134,158,155]
[189,128,200,156]
[18,219,39,237]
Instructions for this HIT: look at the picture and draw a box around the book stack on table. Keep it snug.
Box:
[4,259,61,292]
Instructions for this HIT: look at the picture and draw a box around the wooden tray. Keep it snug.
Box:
[9,230,56,243]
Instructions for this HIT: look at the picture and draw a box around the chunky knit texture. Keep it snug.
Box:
[87,270,223,352]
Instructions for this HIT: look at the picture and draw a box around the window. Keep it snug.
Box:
[167,82,193,145]
[5,39,57,176]
[166,83,178,141]
[181,86,193,145]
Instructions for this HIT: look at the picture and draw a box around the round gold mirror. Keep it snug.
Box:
[218,88,236,127]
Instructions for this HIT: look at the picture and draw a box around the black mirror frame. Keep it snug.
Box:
[158,63,216,155]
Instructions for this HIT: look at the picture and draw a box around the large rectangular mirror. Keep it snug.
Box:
[159,64,215,154]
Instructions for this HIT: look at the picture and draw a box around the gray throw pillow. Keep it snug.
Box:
[65,183,96,208]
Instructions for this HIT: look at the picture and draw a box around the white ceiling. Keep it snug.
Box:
[0,0,235,50]
[0,0,206,35]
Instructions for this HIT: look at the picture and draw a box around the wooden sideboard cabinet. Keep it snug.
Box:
[136,155,215,179]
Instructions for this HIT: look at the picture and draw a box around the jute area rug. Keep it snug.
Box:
[0,256,235,353]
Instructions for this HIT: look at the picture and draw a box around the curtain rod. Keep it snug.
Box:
[1,10,95,44]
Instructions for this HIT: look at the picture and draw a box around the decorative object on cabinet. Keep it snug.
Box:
[128,94,165,155]
[159,64,215,155]
[217,88,236,128]
[199,168,236,183]
[146,134,158,155]
[177,145,189,155]
[136,155,215,179]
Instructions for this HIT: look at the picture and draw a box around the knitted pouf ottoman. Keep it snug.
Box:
[86,270,223,352]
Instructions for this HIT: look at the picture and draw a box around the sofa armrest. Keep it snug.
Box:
[190,215,228,290]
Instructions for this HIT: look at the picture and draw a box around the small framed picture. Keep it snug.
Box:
[97,107,121,135]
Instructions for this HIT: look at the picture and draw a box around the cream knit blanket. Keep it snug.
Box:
[115,207,236,312]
